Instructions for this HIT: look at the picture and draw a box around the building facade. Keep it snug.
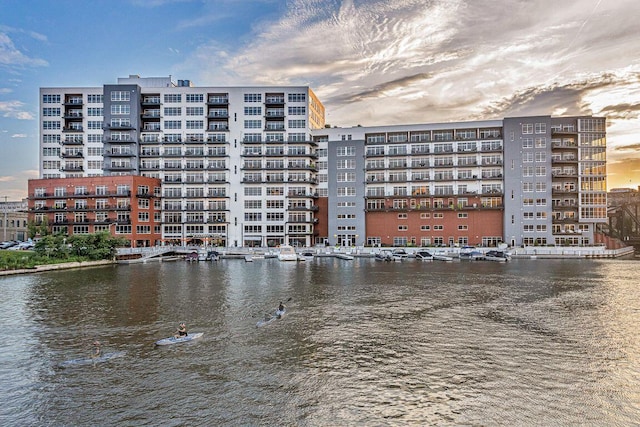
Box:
[1,200,29,242]
[36,75,607,248]
[28,175,162,247]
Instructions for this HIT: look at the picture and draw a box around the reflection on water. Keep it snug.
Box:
[1,258,639,425]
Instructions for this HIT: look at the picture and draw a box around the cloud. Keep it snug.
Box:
[11,133,27,138]
[597,103,640,120]
[614,144,640,152]
[183,0,640,130]
[0,100,34,120]
[0,30,48,68]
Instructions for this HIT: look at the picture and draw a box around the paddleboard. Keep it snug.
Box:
[58,351,125,368]
[256,309,286,327]
[155,332,204,346]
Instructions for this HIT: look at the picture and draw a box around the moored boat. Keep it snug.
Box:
[415,250,434,261]
[484,250,511,262]
[433,252,454,262]
[298,251,315,261]
[460,247,484,260]
[277,245,298,261]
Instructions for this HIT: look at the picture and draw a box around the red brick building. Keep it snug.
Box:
[365,195,503,247]
[28,175,161,247]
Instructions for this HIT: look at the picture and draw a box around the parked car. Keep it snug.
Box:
[0,241,18,249]
[7,241,35,250]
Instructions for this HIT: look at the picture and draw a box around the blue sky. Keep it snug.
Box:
[1,0,640,200]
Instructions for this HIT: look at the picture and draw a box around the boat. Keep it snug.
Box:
[298,251,315,261]
[415,250,434,261]
[58,351,125,368]
[185,252,198,262]
[277,245,298,261]
[375,251,393,261]
[392,249,409,260]
[484,250,511,262]
[207,250,220,261]
[433,252,454,262]
[459,246,484,260]
[155,332,204,346]
[256,308,286,327]
[197,248,208,261]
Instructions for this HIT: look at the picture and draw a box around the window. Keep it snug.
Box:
[186,94,204,103]
[43,121,61,130]
[244,93,262,102]
[288,106,306,115]
[337,172,356,182]
[87,94,103,103]
[164,107,181,116]
[42,107,60,116]
[245,200,262,209]
[111,104,130,115]
[164,120,181,129]
[522,123,533,134]
[336,159,355,169]
[186,107,203,116]
[337,187,356,196]
[337,146,355,156]
[288,120,306,128]
[244,107,262,115]
[43,94,61,103]
[288,93,306,102]
[164,94,182,103]
[535,123,547,134]
[244,120,262,129]
[186,120,203,129]
[111,91,130,101]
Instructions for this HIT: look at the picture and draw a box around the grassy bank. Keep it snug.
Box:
[0,250,92,271]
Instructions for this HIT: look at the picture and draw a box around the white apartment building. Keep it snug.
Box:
[40,75,325,247]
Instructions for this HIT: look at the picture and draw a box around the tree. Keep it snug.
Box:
[34,232,126,261]
[27,219,49,239]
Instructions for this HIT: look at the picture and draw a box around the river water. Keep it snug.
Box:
[1,257,639,426]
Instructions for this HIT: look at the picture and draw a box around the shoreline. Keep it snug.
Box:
[1,245,636,274]
[0,260,116,277]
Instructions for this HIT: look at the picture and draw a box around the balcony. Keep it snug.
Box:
[64,98,83,106]
[106,150,135,157]
[109,164,135,171]
[63,111,83,120]
[207,96,229,105]
[60,165,84,172]
[61,151,84,158]
[63,126,84,132]
[141,97,161,105]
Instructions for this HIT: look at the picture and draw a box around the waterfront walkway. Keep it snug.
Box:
[116,244,635,262]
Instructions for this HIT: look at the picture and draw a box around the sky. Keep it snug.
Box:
[1,0,640,201]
